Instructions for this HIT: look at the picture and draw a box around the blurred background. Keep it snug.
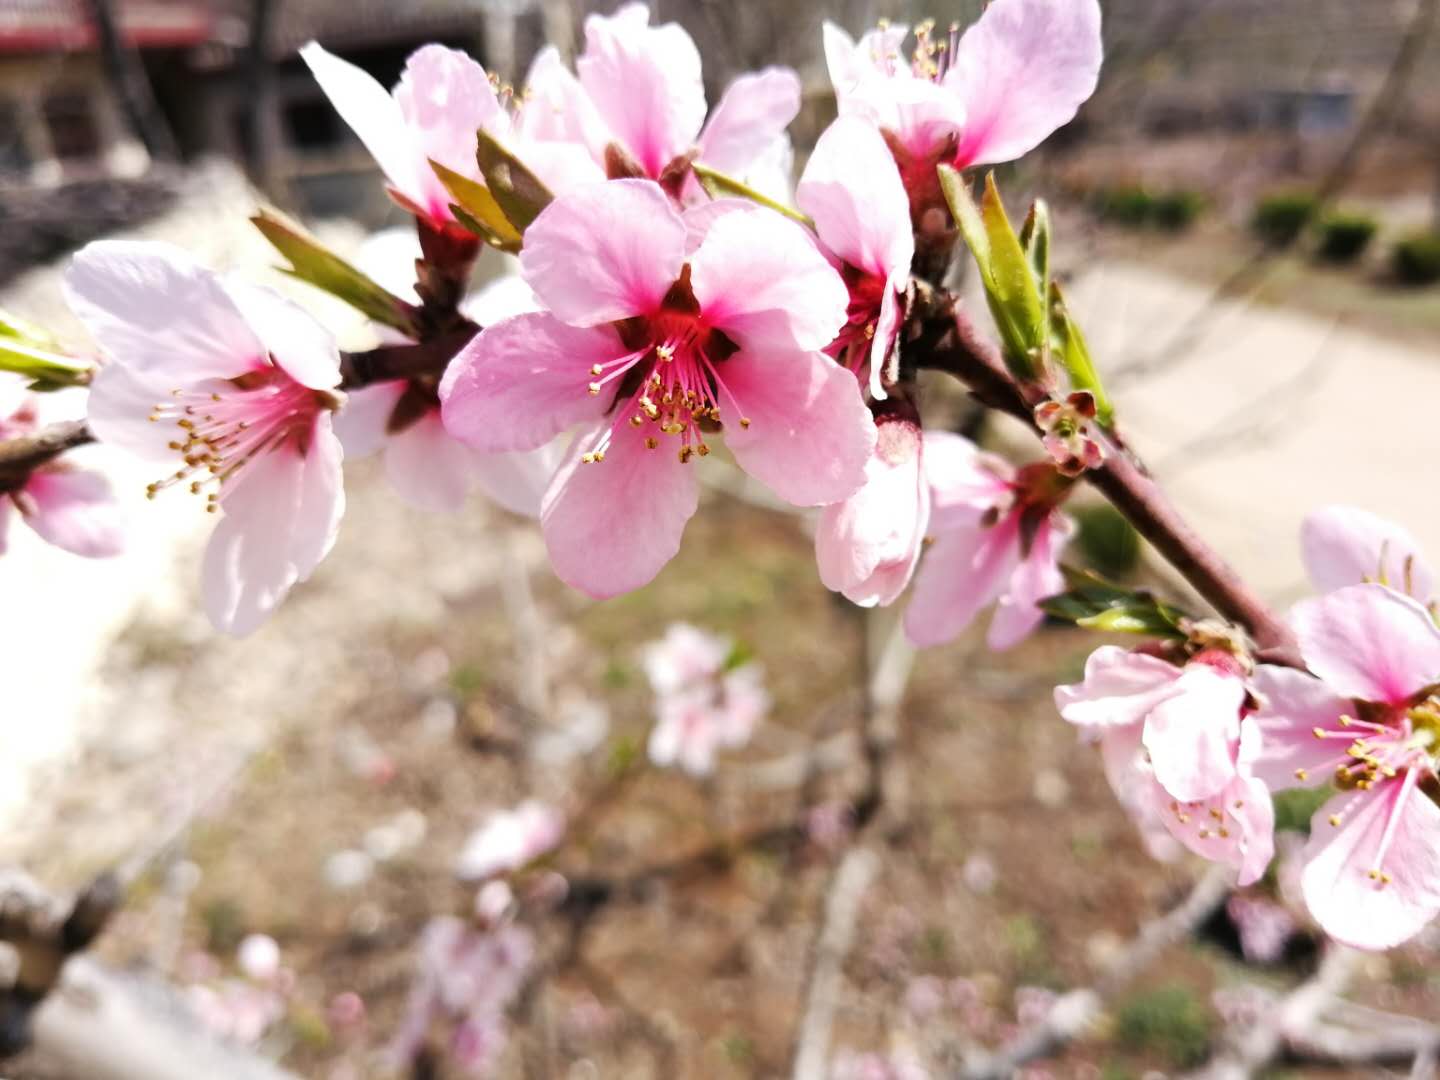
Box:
[2,1,1440,1077]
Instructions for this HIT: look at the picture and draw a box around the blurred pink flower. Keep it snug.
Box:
[1056,645,1275,885]
[0,384,123,559]
[1226,894,1296,964]
[440,180,874,597]
[831,1049,931,1080]
[1301,504,1436,606]
[796,117,913,400]
[518,3,800,189]
[455,801,564,883]
[67,241,344,635]
[904,432,1073,650]
[824,0,1102,170]
[643,623,769,776]
[1251,583,1440,950]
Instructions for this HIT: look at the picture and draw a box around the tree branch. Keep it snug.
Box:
[0,421,94,491]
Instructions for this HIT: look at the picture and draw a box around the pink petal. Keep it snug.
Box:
[856,77,969,160]
[393,44,505,217]
[577,3,707,176]
[86,362,183,463]
[698,67,802,176]
[203,421,344,635]
[438,313,616,453]
[64,241,263,382]
[815,419,928,607]
[682,198,752,256]
[540,420,698,598]
[517,46,610,161]
[1142,665,1245,804]
[690,207,848,352]
[1291,583,1440,705]
[301,43,421,208]
[904,512,1021,648]
[21,468,125,557]
[823,21,910,110]
[470,441,566,519]
[988,511,1071,650]
[923,431,1012,532]
[512,139,608,197]
[1249,665,1353,791]
[461,275,542,328]
[384,409,475,513]
[222,279,341,391]
[520,180,686,325]
[331,380,407,459]
[714,348,874,506]
[797,117,914,284]
[1302,783,1440,950]
[1302,505,1435,601]
[1156,770,1275,887]
[1054,645,1182,729]
[949,0,1103,167]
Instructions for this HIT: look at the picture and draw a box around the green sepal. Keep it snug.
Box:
[251,209,421,336]
[0,311,89,390]
[1050,281,1114,428]
[431,159,523,252]
[692,163,814,227]
[475,130,553,233]
[1040,569,1190,638]
[940,167,1048,384]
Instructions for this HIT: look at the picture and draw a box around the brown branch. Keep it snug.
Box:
[0,421,95,492]
[915,297,1300,663]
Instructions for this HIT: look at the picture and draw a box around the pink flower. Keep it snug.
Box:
[66,241,345,636]
[519,4,801,187]
[642,623,768,776]
[0,384,124,559]
[796,117,914,400]
[454,801,564,883]
[1056,645,1275,885]
[816,415,928,608]
[1301,505,1435,605]
[334,243,563,516]
[1251,583,1440,950]
[439,180,875,597]
[825,0,1103,169]
[302,41,602,227]
[903,432,1073,650]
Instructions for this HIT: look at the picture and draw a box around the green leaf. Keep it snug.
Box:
[692,163,814,227]
[430,159,523,252]
[251,209,420,336]
[0,312,89,389]
[1051,281,1113,427]
[1040,570,1190,638]
[939,167,1048,383]
[1020,199,1051,311]
[475,130,553,233]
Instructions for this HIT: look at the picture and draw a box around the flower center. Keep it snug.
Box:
[146,366,330,511]
[579,294,745,467]
[827,266,888,380]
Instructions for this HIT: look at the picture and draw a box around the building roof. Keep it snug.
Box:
[0,1,214,53]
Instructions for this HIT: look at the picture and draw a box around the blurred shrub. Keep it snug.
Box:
[1392,232,1440,285]
[1251,192,1318,248]
[1150,191,1206,232]
[1094,185,1155,227]
[1115,985,1212,1068]
[1074,504,1142,579]
[1273,785,1335,833]
[1315,211,1378,263]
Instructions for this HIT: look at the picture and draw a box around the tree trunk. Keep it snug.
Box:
[245,0,289,203]
[82,0,178,162]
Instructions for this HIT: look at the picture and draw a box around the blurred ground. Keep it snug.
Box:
[4,163,1440,1077]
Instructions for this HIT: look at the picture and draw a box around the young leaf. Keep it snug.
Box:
[692,163,814,227]
[939,167,1048,384]
[0,337,90,391]
[1040,570,1190,638]
[251,209,420,336]
[1051,281,1113,427]
[430,159,523,252]
[475,131,554,233]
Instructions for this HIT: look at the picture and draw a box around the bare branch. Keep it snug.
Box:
[0,421,94,491]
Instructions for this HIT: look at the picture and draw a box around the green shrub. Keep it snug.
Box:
[1095,185,1155,227]
[1392,232,1440,285]
[1315,211,1378,263]
[1151,191,1205,232]
[1115,985,1212,1068]
[1251,192,1318,248]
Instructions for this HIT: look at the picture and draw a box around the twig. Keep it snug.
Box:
[915,299,1301,664]
[0,420,94,491]
[789,846,880,1080]
[955,864,1232,1079]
